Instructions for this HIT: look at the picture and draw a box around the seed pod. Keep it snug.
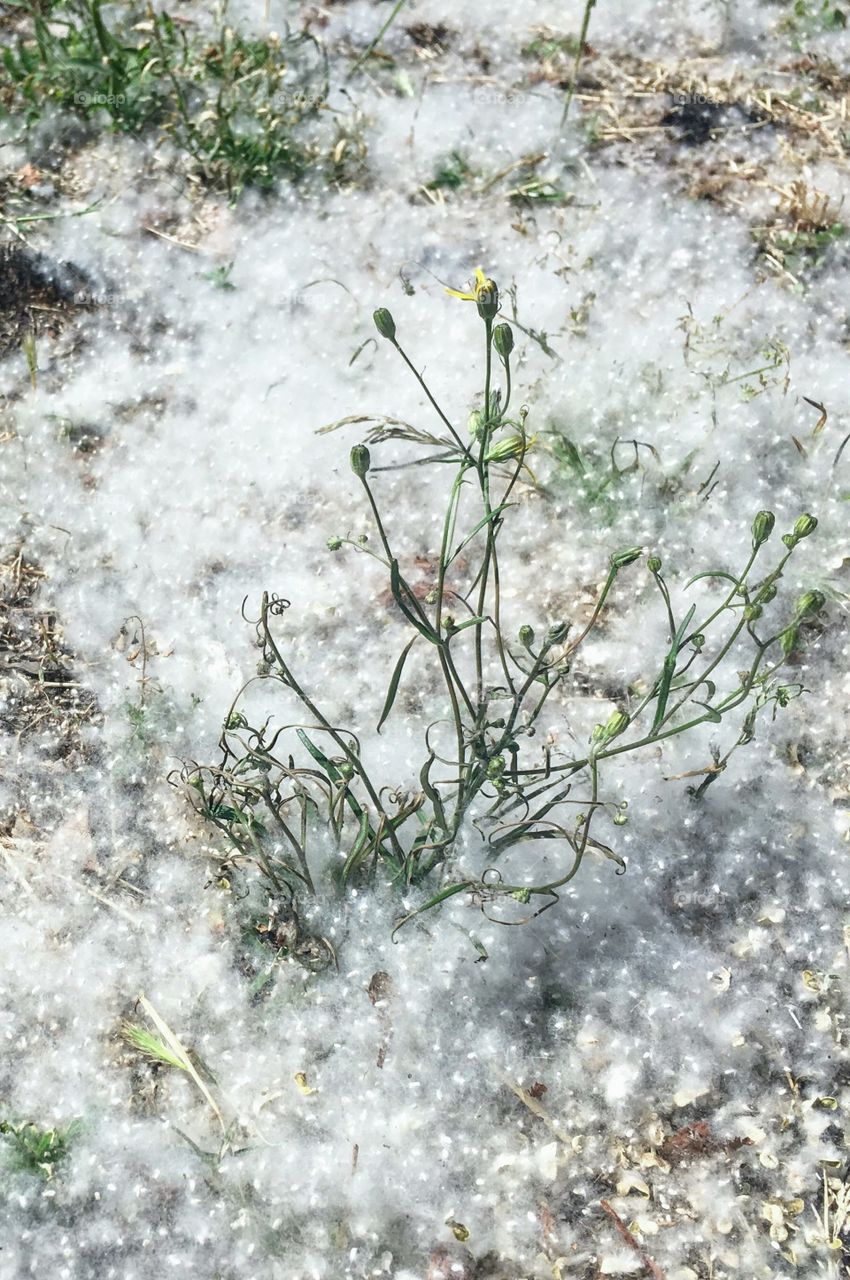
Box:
[611,546,643,570]
[373,308,396,342]
[493,322,514,362]
[518,625,535,649]
[350,444,371,478]
[751,510,775,548]
[793,513,818,540]
[647,555,662,574]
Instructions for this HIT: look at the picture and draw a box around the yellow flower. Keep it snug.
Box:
[446,266,499,320]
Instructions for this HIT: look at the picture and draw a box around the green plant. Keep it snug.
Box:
[0,0,331,198]
[0,1117,82,1180]
[181,272,822,935]
[777,0,847,35]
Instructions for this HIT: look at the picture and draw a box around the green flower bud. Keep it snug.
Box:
[591,709,630,747]
[782,513,818,549]
[546,620,570,645]
[486,754,506,779]
[373,308,396,342]
[780,625,798,657]
[350,444,371,478]
[518,625,535,649]
[647,555,662,574]
[795,589,825,621]
[476,276,499,322]
[793,513,818,540]
[691,633,705,650]
[744,604,763,622]
[467,408,486,440]
[327,536,343,551]
[611,546,643,570]
[493,323,514,362]
[511,887,531,904]
[485,434,528,464]
[756,582,777,604]
[751,510,775,549]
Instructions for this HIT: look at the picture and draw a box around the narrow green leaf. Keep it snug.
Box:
[389,559,439,643]
[340,810,371,885]
[392,881,475,939]
[684,570,740,590]
[377,636,418,733]
[448,502,513,564]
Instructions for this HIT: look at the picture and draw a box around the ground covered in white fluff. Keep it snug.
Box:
[0,2,849,1277]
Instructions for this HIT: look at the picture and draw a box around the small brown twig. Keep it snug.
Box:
[600,1199,667,1280]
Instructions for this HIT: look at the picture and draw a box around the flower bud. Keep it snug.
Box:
[493,322,514,362]
[591,709,630,747]
[751,510,775,549]
[518,625,535,649]
[647,555,662,574]
[783,513,818,549]
[610,546,643,570]
[793,513,817,540]
[467,408,486,440]
[350,444,371,478]
[327,536,343,551]
[744,604,762,621]
[476,276,499,321]
[486,754,506,779]
[373,308,396,342]
[756,582,777,603]
[546,620,570,645]
[485,434,529,464]
[690,633,705,650]
[795,589,825,621]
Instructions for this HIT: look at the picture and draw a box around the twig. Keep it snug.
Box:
[600,1199,667,1280]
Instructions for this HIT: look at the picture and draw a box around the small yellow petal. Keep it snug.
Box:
[473,267,488,288]
[445,286,477,301]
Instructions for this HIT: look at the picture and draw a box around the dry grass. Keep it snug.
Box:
[0,546,99,761]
